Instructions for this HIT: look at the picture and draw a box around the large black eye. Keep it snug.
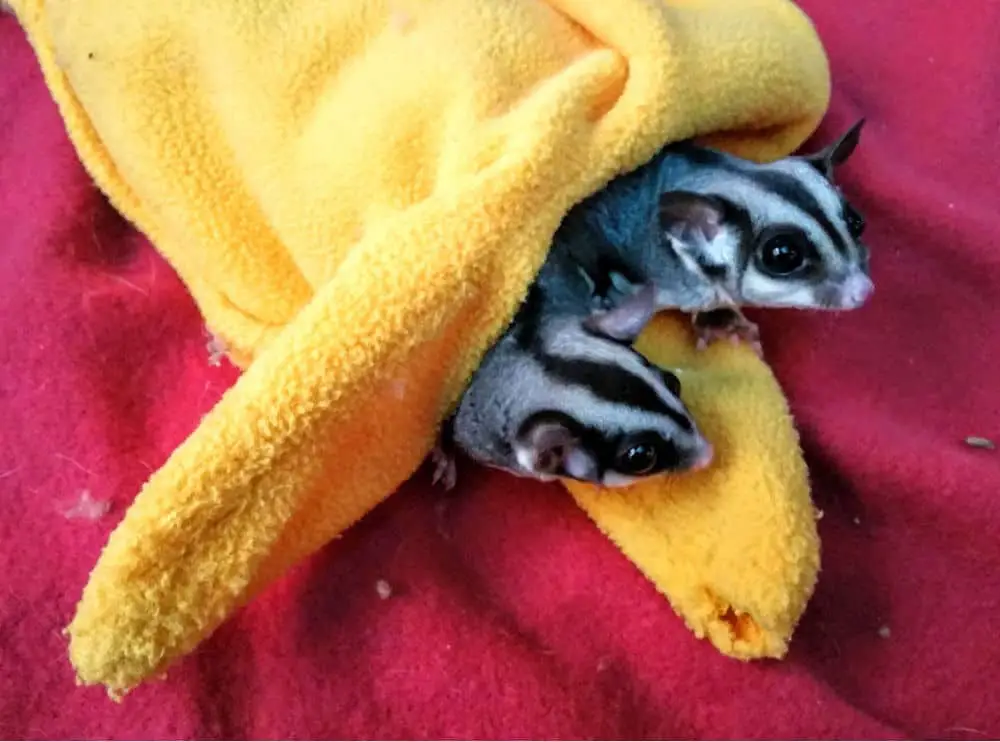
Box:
[844,204,865,239]
[756,232,812,276]
[615,436,660,476]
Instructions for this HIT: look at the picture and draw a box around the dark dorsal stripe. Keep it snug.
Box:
[509,288,692,432]
[534,351,693,432]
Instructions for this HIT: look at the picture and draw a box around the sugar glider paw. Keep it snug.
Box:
[692,308,763,357]
[430,443,458,491]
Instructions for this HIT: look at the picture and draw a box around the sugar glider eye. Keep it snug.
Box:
[755,231,815,277]
[615,434,660,476]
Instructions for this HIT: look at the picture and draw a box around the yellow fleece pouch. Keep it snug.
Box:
[9,0,828,696]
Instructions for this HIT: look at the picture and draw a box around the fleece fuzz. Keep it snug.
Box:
[8,0,830,694]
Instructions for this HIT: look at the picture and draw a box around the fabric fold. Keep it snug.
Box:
[9,0,830,695]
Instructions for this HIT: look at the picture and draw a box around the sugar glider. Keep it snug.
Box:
[431,251,713,490]
[557,120,872,354]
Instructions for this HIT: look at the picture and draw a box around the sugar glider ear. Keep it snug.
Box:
[516,415,598,481]
[658,191,727,242]
[583,283,657,344]
[803,118,865,179]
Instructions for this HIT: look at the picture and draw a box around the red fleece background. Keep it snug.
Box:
[1,2,998,738]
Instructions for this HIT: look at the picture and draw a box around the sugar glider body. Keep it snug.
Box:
[435,250,712,489]
[558,121,873,352]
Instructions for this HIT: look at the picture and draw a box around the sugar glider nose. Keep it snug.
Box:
[841,273,874,308]
[690,441,714,471]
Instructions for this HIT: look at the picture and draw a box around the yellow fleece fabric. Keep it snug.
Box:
[10,0,829,696]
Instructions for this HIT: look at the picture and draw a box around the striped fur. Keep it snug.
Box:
[556,121,873,316]
[445,283,712,488]
[437,126,870,485]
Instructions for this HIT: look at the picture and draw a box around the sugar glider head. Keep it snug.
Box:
[512,285,714,488]
[660,119,874,312]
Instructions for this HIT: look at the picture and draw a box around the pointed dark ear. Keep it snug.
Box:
[583,283,658,344]
[804,118,865,178]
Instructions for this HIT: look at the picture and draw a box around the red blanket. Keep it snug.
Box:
[1,2,998,738]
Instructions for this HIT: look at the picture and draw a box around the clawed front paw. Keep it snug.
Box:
[430,443,458,491]
[692,308,763,357]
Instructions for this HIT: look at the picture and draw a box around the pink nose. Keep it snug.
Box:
[842,274,874,308]
[691,442,714,471]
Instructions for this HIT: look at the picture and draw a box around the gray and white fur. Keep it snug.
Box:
[428,123,868,487]
[555,120,873,352]
[432,249,713,490]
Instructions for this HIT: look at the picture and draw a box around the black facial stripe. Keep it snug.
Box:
[727,202,755,275]
[535,351,693,432]
[742,170,851,257]
[631,351,682,396]
[573,423,608,481]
